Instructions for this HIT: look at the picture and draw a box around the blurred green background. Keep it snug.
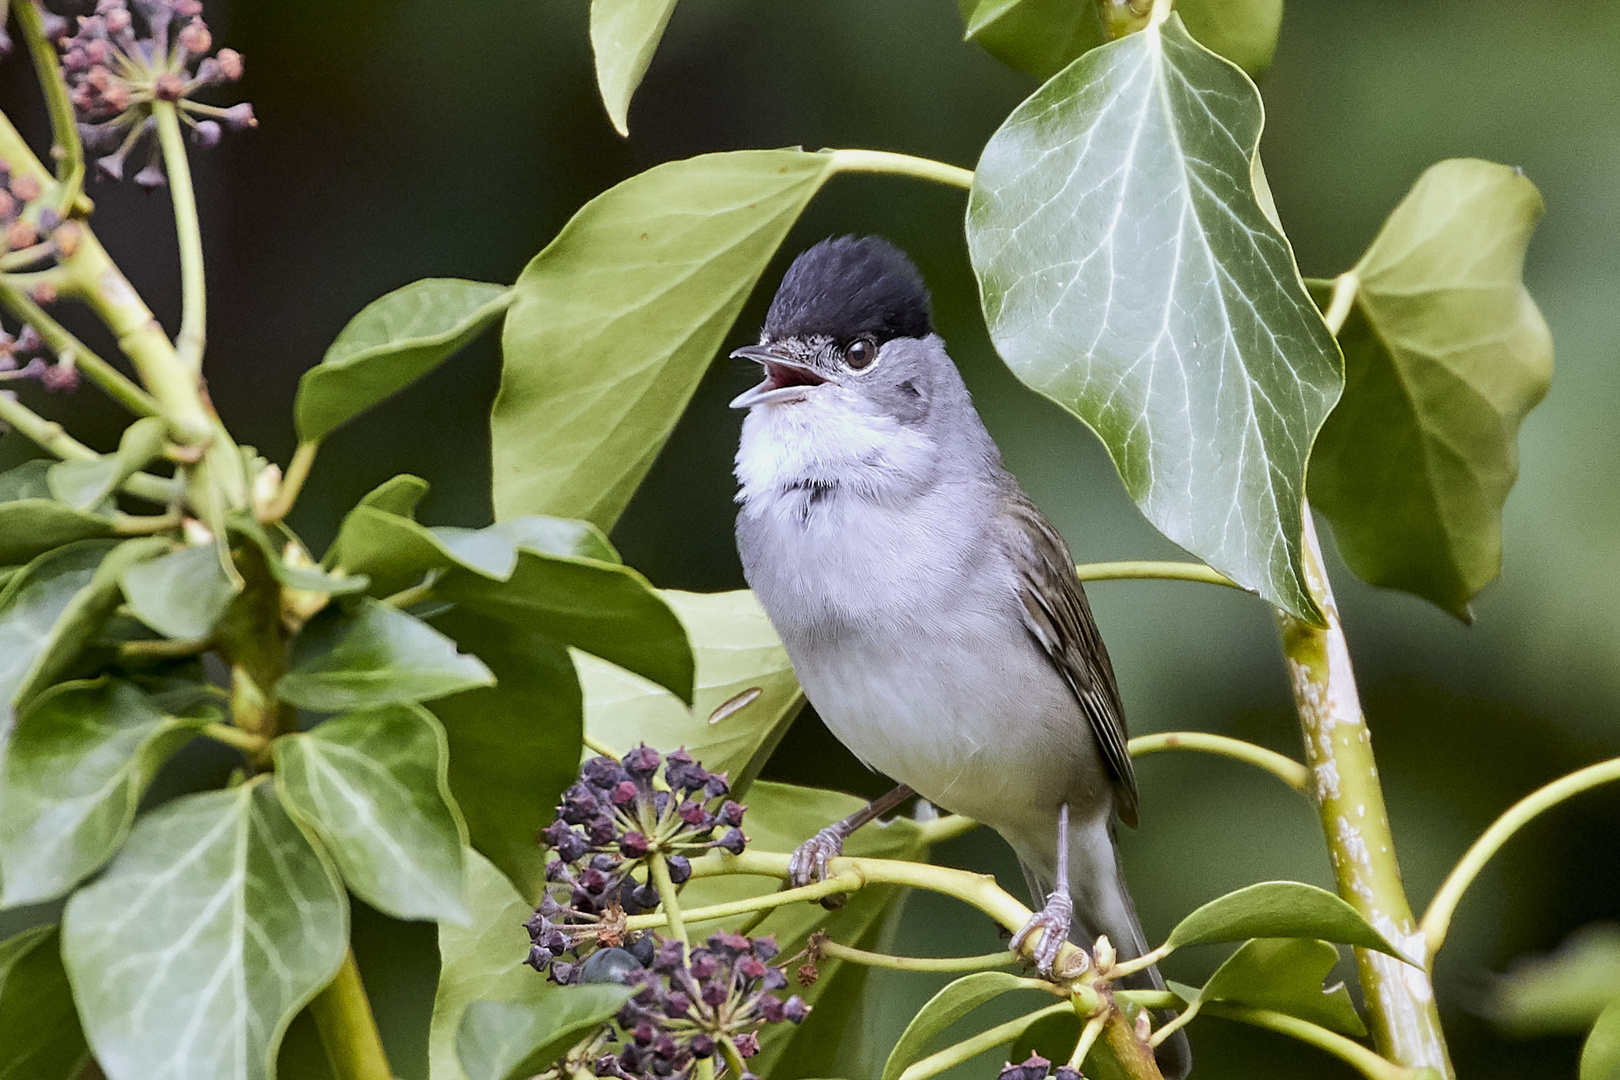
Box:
[3,0,1618,1077]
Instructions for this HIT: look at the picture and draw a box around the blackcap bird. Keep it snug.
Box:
[731,236,1190,1078]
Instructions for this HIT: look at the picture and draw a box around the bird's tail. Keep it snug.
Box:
[1021,818,1192,1079]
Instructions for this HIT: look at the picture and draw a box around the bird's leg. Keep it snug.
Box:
[1010,803,1075,976]
[788,784,915,889]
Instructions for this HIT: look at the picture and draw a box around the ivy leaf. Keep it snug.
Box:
[45,417,168,511]
[436,549,693,705]
[278,598,495,712]
[882,971,1044,1080]
[428,850,545,1080]
[1167,881,1404,957]
[590,0,680,136]
[579,588,803,792]
[356,473,430,517]
[1197,937,1366,1036]
[0,925,87,1080]
[119,542,239,640]
[957,0,1281,81]
[61,782,348,1080]
[426,611,582,897]
[274,703,471,925]
[493,149,836,530]
[456,988,632,1080]
[0,679,205,907]
[490,516,621,564]
[1307,159,1552,620]
[1488,925,1620,1035]
[967,13,1341,623]
[0,538,120,711]
[296,279,513,443]
[327,506,517,597]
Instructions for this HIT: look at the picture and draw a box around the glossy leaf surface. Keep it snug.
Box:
[1167,881,1401,956]
[278,598,495,712]
[493,149,835,529]
[1198,937,1366,1036]
[45,416,167,511]
[296,278,512,442]
[1308,159,1552,618]
[0,539,117,708]
[62,782,347,1080]
[589,0,679,135]
[0,679,203,906]
[882,971,1044,1080]
[119,541,238,640]
[968,14,1341,622]
[579,588,803,791]
[457,988,631,1080]
[274,703,470,924]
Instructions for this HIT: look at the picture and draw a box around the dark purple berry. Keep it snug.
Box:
[782,995,810,1023]
[620,831,650,858]
[717,828,746,855]
[718,800,746,828]
[665,855,691,884]
[624,744,661,778]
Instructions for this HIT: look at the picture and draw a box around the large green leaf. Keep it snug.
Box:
[426,611,583,897]
[119,541,239,641]
[326,506,516,597]
[45,416,168,511]
[61,781,348,1080]
[579,588,803,791]
[456,987,631,1080]
[1166,881,1402,956]
[957,0,1281,81]
[590,0,680,136]
[296,279,512,443]
[967,13,1341,623]
[274,703,471,925]
[355,473,430,517]
[493,149,836,529]
[436,549,693,705]
[278,598,495,712]
[1307,159,1552,619]
[429,850,547,1080]
[882,971,1045,1080]
[0,679,205,907]
[0,925,87,1080]
[0,539,120,711]
[1197,937,1366,1036]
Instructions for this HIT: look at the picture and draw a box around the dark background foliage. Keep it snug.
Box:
[3,1,1617,1077]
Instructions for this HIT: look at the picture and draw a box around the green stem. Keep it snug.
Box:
[817,939,1018,973]
[0,106,53,194]
[380,580,435,610]
[0,276,163,416]
[1075,559,1241,589]
[914,813,979,844]
[581,733,620,760]
[0,390,174,502]
[648,853,688,946]
[899,1003,1074,1080]
[694,1056,715,1080]
[1322,271,1361,337]
[308,948,393,1080]
[1070,1010,1108,1069]
[1199,1002,1421,1080]
[201,722,267,755]
[718,1036,748,1079]
[828,149,975,191]
[111,510,183,535]
[13,0,84,209]
[1420,756,1620,960]
[1127,731,1313,795]
[1275,508,1451,1076]
[151,103,206,373]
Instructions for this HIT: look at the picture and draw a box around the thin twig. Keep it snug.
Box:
[0,277,163,416]
[151,103,206,372]
[13,0,85,210]
[1127,731,1313,795]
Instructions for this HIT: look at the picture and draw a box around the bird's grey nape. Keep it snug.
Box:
[763,235,932,346]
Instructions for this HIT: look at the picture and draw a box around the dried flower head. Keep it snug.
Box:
[57,0,257,185]
[996,1053,1083,1080]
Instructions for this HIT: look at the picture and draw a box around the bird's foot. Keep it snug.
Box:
[1010,890,1075,977]
[789,825,846,888]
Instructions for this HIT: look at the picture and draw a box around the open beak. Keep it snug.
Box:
[729,344,834,409]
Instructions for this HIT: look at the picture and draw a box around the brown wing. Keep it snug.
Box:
[1002,492,1139,827]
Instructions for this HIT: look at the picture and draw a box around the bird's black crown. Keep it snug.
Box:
[762,236,933,345]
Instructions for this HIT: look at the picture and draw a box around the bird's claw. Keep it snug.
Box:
[789,826,846,889]
[1010,891,1075,977]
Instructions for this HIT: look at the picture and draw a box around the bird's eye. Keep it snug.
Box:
[845,338,878,370]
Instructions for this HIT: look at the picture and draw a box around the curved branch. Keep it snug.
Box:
[899,1002,1075,1080]
[1420,756,1620,960]
[828,149,975,191]
[1128,731,1313,795]
[816,940,1017,974]
[1199,1003,1421,1080]
[1076,560,1242,589]
[13,0,84,209]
